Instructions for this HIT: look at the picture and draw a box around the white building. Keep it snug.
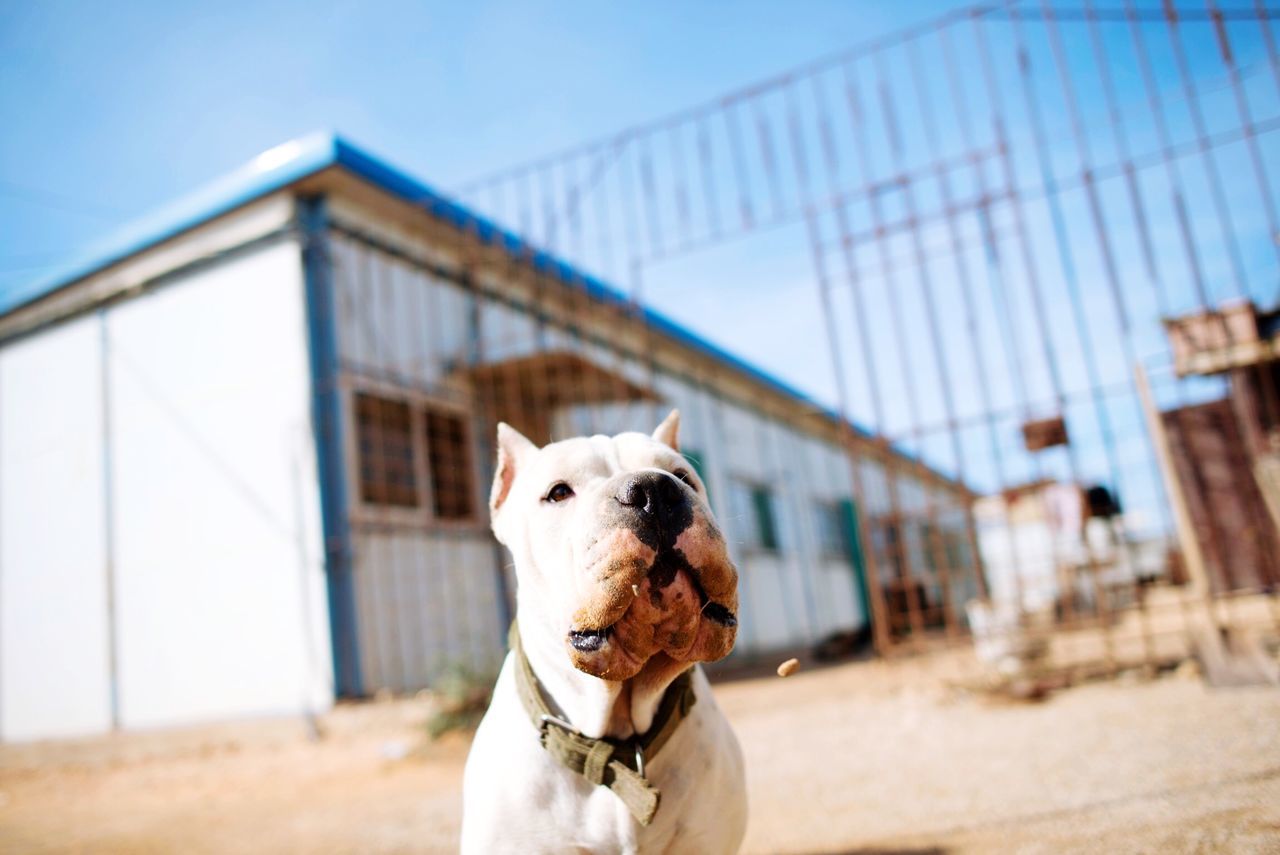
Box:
[0,134,975,741]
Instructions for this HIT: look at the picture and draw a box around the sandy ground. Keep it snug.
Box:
[1,651,1278,854]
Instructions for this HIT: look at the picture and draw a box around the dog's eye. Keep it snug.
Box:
[673,469,698,492]
[543,482,575,503]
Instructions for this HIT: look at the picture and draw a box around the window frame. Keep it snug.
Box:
[814,498,853,561]
[423,405,478,523]
[728,477,782,554]
[352,390,421,510]
[344,381,483,530]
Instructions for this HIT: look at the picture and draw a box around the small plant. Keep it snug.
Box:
[425,664,494,739]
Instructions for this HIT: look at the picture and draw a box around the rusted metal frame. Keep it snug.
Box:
[751,89,822,642]
[615,137,645,299]
[555,152,616,438]
[972,12,1104,636]
[695,115,724,242]
[526,162,578,436]
[648,149,1008,267]
[1008,7,1155,666]
[1039,0,1181,665]
[537,163,561,258]
[874,43,988,637]
[1000,113,1280,227]
[563,156,586,273]
[593,149,660,430]
[457,6,1273,263]
[636,133,665,264]
[1156,0,1255,300]
[1255,0,1280,92]
[668,124,695,253]
[1085,0,1280,655]
[484,180,506,235]
[452,0,1026,198]
[484,179,558,647]
[912,30,1044,616]
[837,56,933,646]
[1077,0,1190,664]
[537,161,583,440]
[1204,0,1280,296]
[804,71,896,654]
[539,142,629,273]
[1130,1,1278,627]
[592,153,618,285]
[615,142,676,432]
[870,50,964,640]
[724,101,757,230]
[865,378,1144,441]
[1122,1,1223,337]
[995,5,1280,22]
[750,94,788,222]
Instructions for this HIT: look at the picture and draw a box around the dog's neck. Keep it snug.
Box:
[516,595,691,740]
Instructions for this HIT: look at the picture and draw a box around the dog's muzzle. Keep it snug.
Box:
[567,471,739,680]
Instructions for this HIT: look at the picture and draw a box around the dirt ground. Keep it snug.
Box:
[2,650,1278,854]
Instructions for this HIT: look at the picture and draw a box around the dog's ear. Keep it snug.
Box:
[490,422,538,519]
[652,409,680,452]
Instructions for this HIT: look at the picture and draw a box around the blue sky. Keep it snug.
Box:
[0,0,963,286]
[3,1,1279,537]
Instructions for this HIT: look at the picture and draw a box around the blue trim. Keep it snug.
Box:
[298,195,363,698]
[2,132,876,443]
[2,132,341,318]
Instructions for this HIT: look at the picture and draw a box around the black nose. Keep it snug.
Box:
[615,471,689,519]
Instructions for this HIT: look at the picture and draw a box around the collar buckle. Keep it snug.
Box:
[539,712,580,736]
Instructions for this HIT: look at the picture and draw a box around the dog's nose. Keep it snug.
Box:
[615,471,688,518]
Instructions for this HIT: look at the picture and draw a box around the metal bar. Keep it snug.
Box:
[298,195,363,697]
[799,72,895,652]
[837,56,931,646]
[98,311,121,728]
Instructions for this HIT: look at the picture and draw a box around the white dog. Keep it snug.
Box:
[461,411,747,854]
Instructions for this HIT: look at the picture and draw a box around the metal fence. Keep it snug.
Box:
[343,0,1280,685]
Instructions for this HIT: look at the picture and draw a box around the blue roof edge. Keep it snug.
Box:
[325,138,874,441]
[4,132,888,451]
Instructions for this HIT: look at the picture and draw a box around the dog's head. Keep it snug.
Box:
[489,411,738,681]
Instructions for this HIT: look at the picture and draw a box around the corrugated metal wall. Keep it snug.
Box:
[323,210,973,694]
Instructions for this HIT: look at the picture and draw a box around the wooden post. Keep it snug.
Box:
[1134,363,1210,598]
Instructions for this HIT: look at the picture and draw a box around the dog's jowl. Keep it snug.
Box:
[461,410,747,854]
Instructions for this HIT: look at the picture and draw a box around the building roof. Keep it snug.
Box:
[2,132,963,492]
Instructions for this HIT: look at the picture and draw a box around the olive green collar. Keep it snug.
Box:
[508,622,697,826]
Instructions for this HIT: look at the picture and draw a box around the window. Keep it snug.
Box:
[682,449,710,500]
[354,392,477,521]
[816,499,858,560]
[751,487,779,551]
[356,393,418,507]
[729,480,780,552]
[425,407,475,520]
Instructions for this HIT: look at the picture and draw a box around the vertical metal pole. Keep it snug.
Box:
[99,311,121,730]
[839,57,931,645]
[299,195,363,698]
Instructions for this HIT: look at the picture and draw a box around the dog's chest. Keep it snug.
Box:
[463,665,746,854]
